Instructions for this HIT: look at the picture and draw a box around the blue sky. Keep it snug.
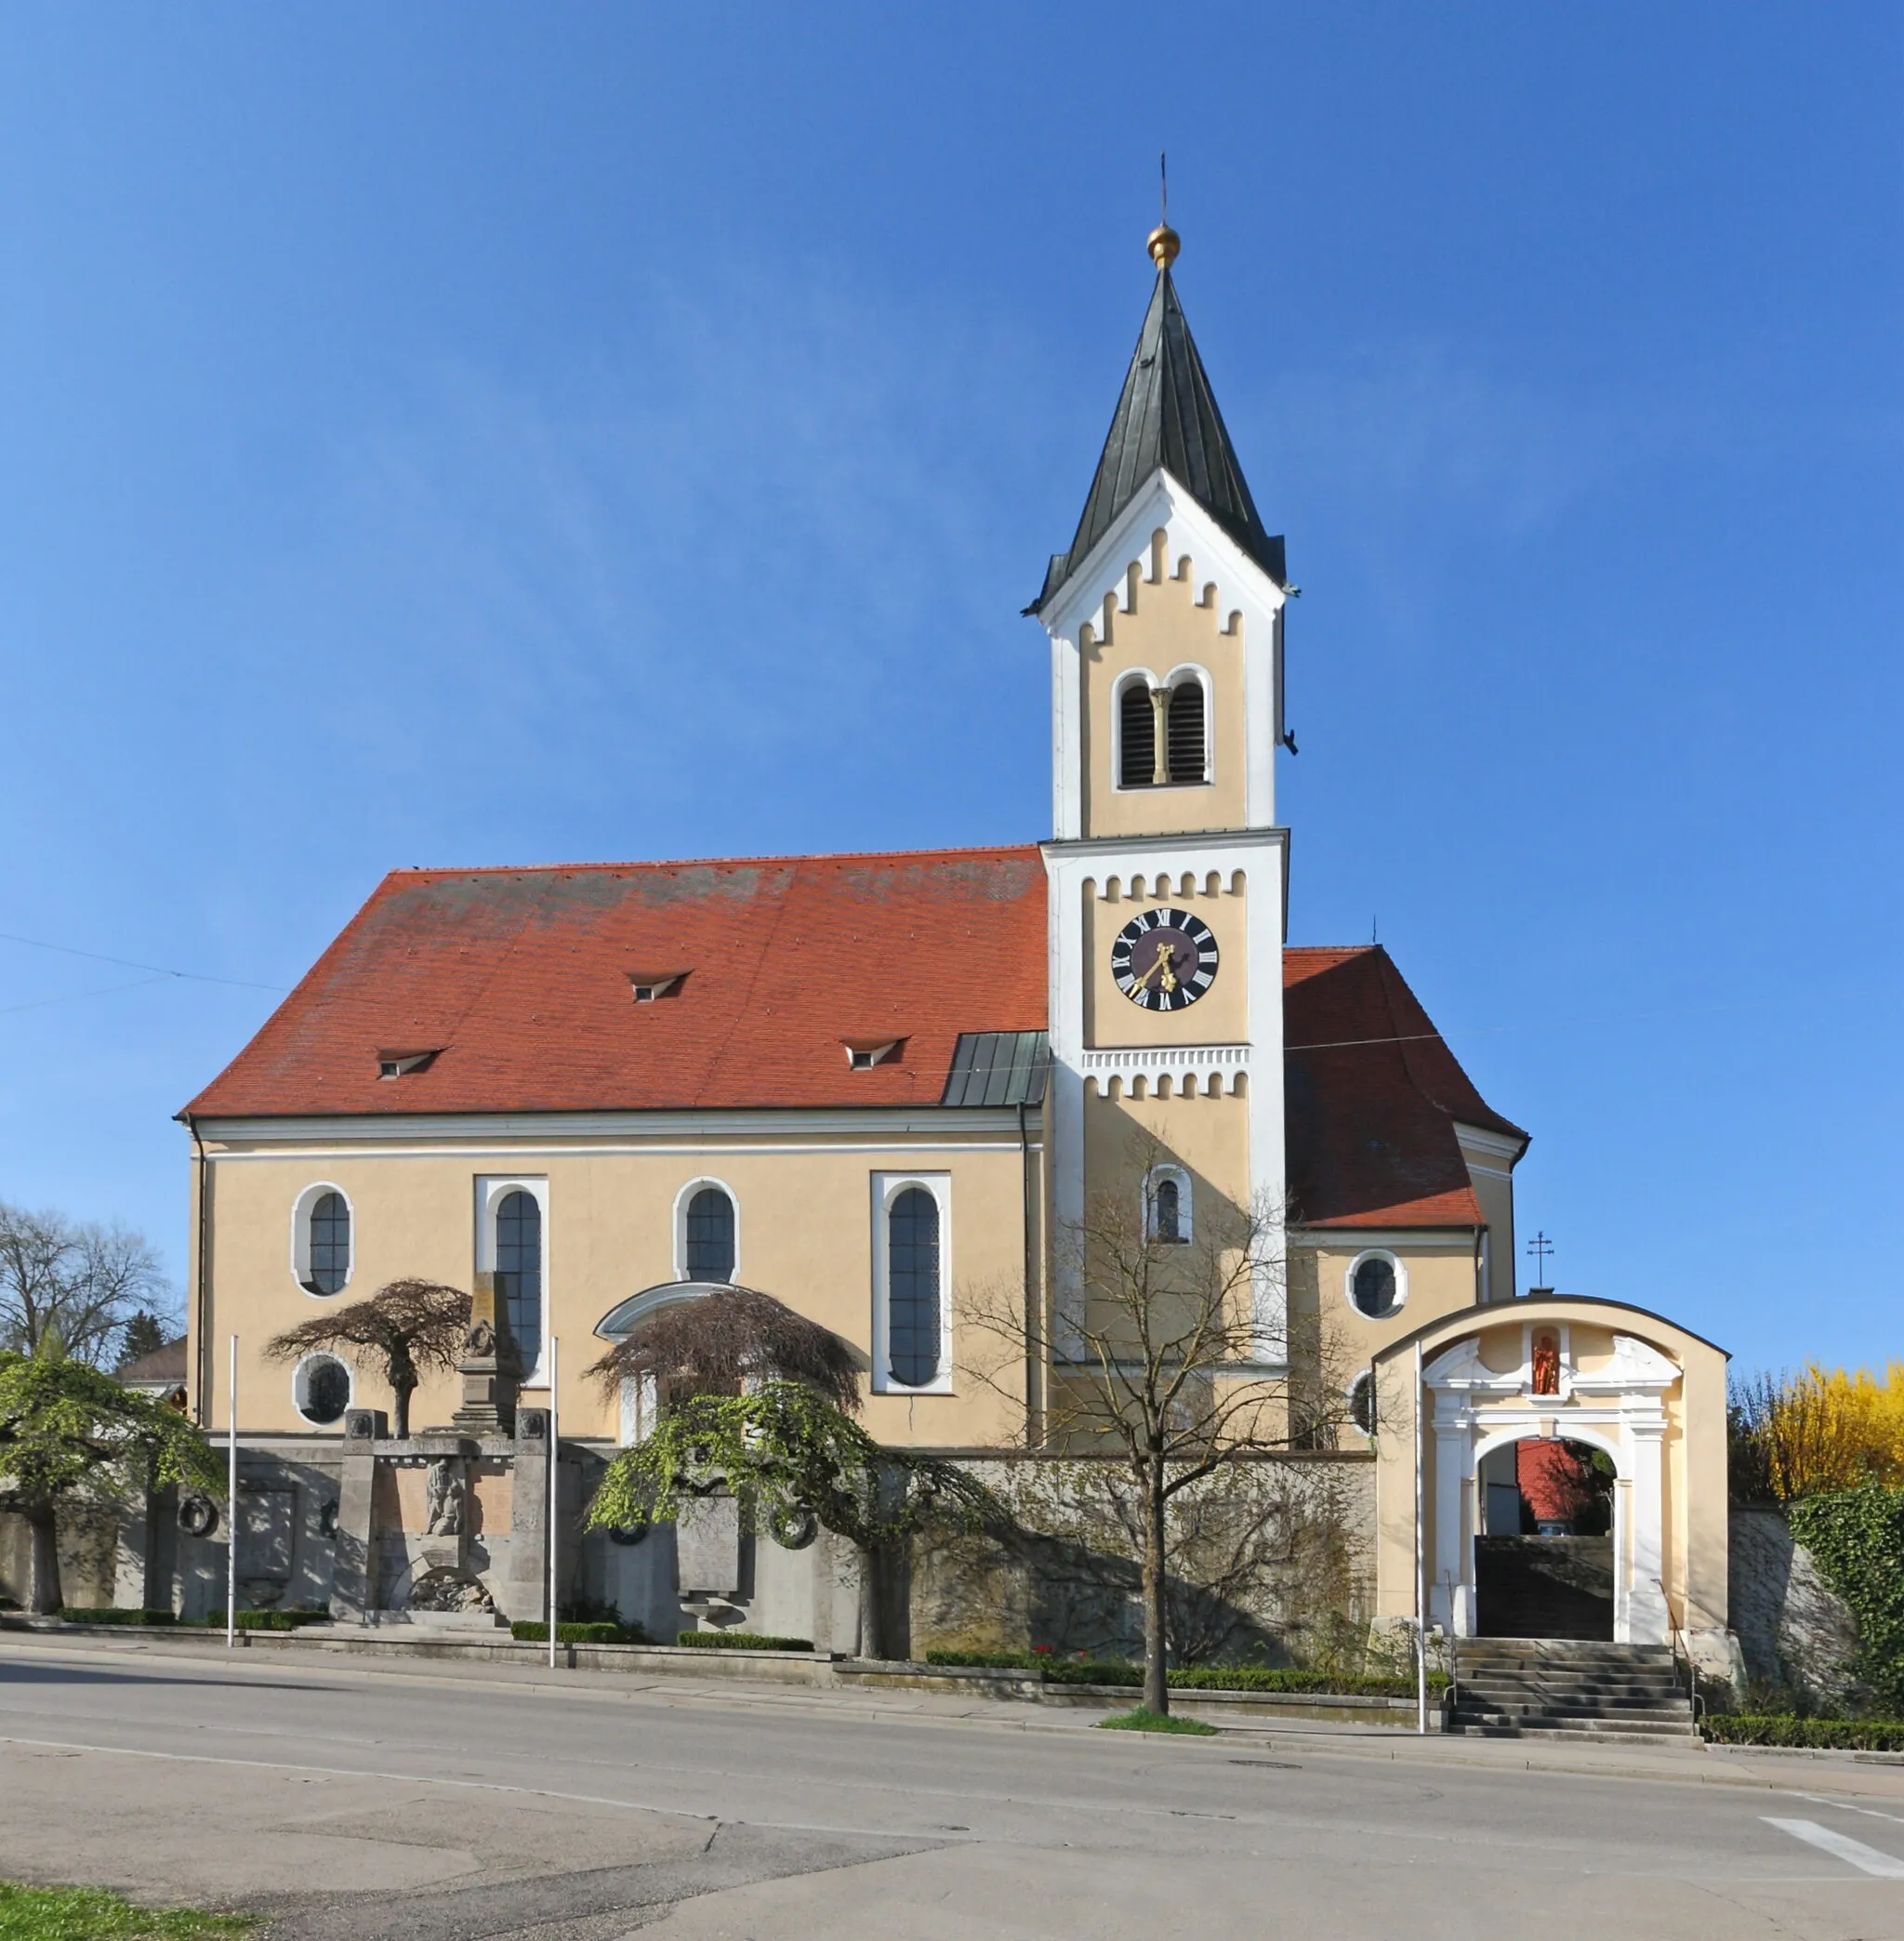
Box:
[0,5,1897,1376]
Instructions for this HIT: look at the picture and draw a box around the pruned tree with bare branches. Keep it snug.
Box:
[264,1278,469,1438]
[962,1137,1352,1714]
[0,1201,177,1369]
[587,1284,861,1418]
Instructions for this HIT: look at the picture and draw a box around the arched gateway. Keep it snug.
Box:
[1369,1298,1730,1650]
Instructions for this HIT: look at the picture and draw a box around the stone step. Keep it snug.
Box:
[1457,1691,1687,1713]
[1451,1709,1692,1735]
[1448,1723,1696,1745]
[1458,1676,1686,1697]
[1457,1643,1676,1661]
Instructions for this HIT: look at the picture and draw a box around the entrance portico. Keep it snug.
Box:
[1371,1297,1730,1652]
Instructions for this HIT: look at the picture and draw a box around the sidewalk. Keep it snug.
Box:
[7,1624,1904,1803]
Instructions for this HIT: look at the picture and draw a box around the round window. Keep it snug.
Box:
[1351,1256,1399,1318]
[1348,1371,1377,1436]
[297,1355,351,1426]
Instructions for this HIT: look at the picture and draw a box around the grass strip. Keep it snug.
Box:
[1095,1706,1219,1736]
[0,1881,252,1938]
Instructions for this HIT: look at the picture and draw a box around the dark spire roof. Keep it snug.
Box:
[1030,266,1286,613]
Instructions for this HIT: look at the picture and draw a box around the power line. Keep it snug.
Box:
[0,931,285,994]
[0,975,178,1019]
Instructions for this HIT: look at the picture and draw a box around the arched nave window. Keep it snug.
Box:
[683,1184,737,1283]
[496,1189,544,1374]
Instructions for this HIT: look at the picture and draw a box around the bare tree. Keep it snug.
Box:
[264,1279,469,1439]
[962,1139,1351,1714]
[0,1201,177,1369]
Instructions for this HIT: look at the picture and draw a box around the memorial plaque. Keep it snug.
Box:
[675,1493,741,1597]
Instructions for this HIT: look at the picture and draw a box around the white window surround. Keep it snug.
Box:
[1344,1248,1407,1320]
[1110,665,1214,792]
[671,1177,740,1284]
[289,1182,353,1299]
[870,1171,952,1395]
[1143,1164,1193,1244]
[474,1175,550,1384]
[291,1350,353,1427]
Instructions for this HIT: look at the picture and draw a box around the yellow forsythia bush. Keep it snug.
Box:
[1730,1363,1904,1501]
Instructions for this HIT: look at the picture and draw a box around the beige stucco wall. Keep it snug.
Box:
[1289,1236,1481,1446]
[1367,1300,1729,1638]
[189,1116,1039,1450]
[1078,534,1248,840]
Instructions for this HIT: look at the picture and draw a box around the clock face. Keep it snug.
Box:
[1111,907,1219,1011]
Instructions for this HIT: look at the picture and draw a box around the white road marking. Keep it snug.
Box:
[1764,1816,1904,1878]
[1793,1791,1904,1828]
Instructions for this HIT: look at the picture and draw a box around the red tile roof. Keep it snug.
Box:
[184,847,1050,1116]
[184,855,1524,1234]
[1284,945,1527,1230]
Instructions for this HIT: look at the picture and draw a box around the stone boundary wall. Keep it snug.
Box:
[1729,1504,1863,1710]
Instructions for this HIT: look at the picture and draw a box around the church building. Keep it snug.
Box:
[174,222,1731,1670]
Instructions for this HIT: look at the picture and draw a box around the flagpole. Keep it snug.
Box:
[227,1334,238,1651]
[1414,1336,1426,1735]
[548,1336,560,1670]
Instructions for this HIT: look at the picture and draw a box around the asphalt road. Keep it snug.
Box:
[1,1637,1902,1939]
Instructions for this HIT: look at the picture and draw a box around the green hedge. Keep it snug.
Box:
[60,1607,178,1626]
[510,1620,644,1644]
[920,1650,1446,1697]
[676,1631,813,1652]
[1702,1713,1904,1752]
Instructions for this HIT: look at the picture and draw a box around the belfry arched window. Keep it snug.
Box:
[1119,680,1156,788]
[496,1189,543,1373]
[1166,678,1207,784]
[684,1185,736,1283]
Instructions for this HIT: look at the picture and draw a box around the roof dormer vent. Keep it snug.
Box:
[376,1048,442,1079]
[628,970,689,1004]
[842,1037,905,1071]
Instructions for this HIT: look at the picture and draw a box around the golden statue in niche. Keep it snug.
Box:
[1532,1332,1562,1396]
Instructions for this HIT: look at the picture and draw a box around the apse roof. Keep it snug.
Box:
[1032,265,1287,613]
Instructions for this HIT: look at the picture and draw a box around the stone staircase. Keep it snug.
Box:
[1448,1639,1696,1742]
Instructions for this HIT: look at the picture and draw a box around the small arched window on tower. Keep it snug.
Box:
[684,1185,736,1283]
[1166,678,1208,784]
[1119,680,1157,788]
[301,1191,350,1297]
[496,1189,543,1375]
[1144,1167,1193,1245]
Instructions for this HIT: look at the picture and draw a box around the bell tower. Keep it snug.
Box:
[1035,221,1293,1361]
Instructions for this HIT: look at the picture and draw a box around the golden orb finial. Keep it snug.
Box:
[1147,221,1180,271]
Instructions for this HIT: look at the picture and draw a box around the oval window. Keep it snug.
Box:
[1352,1256,1398,1318]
